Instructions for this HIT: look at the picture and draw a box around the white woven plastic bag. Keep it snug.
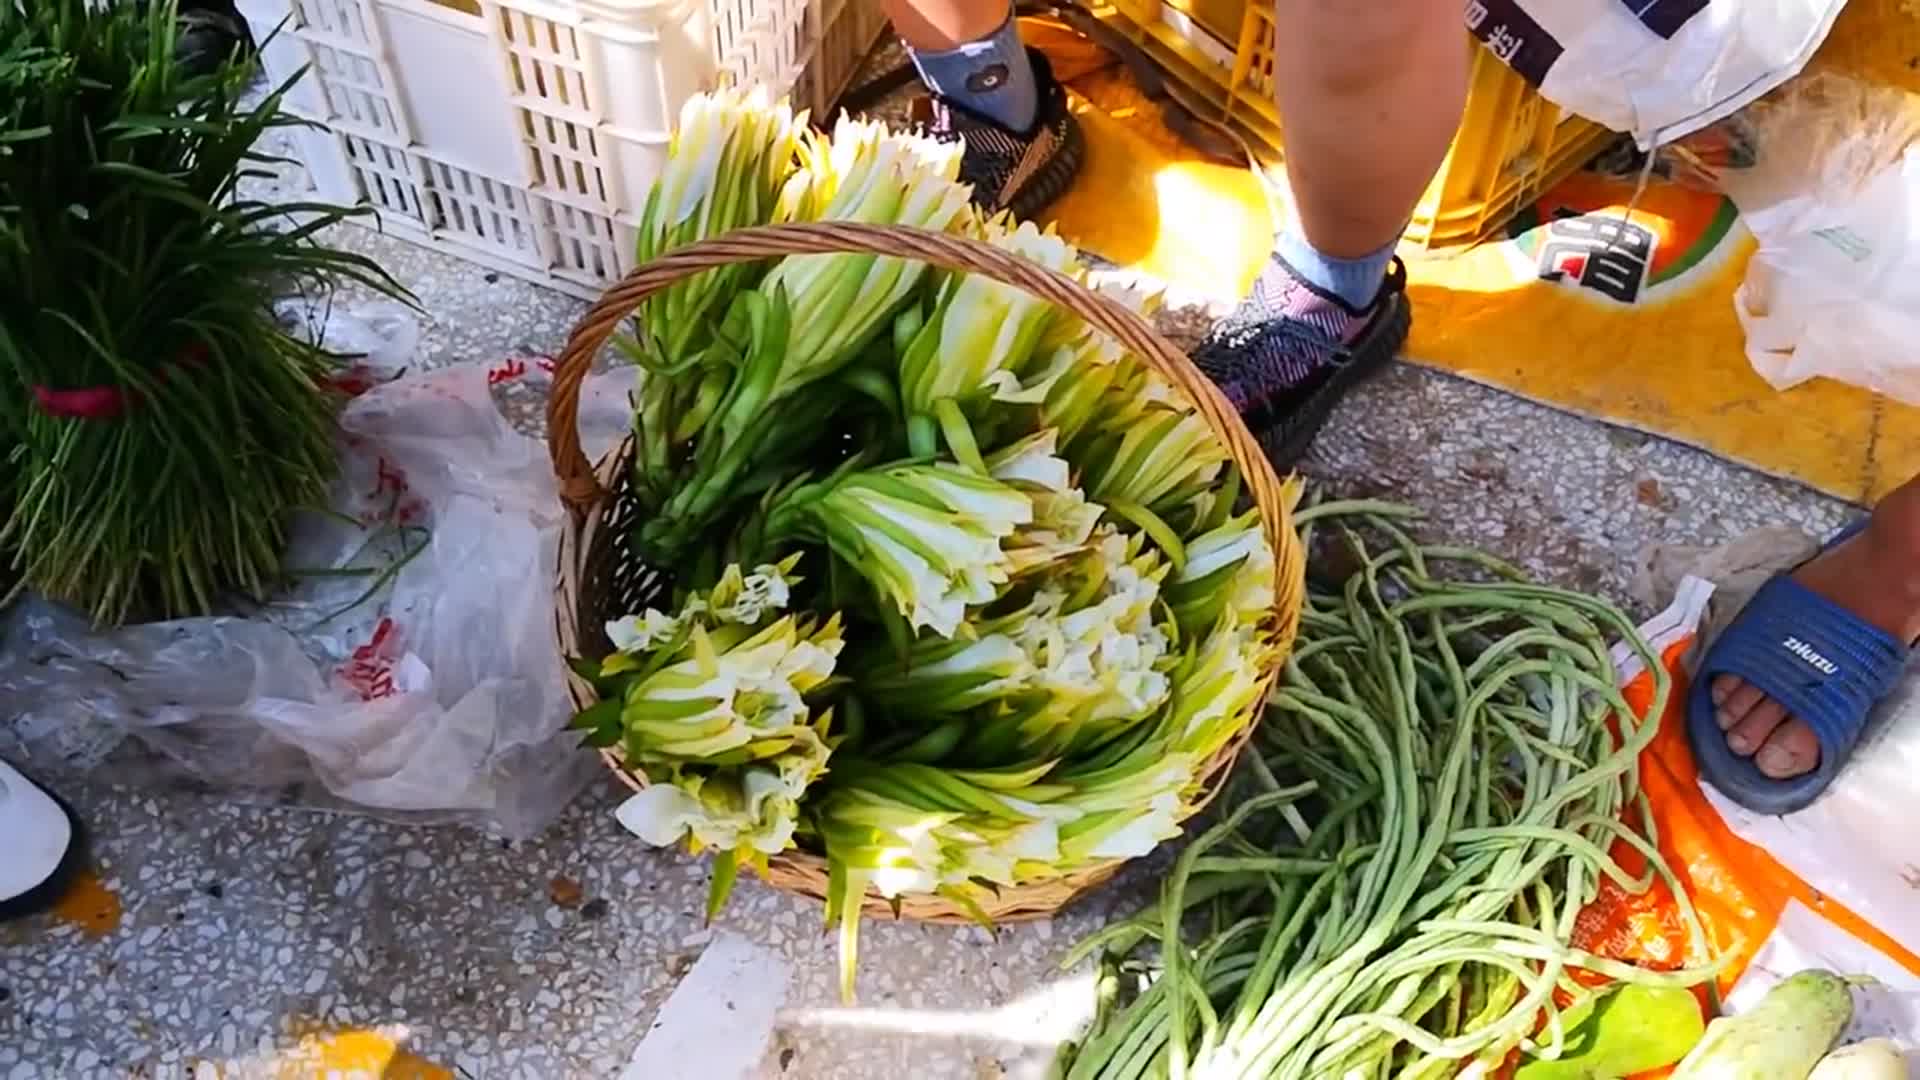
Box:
[1468,0,1846,146]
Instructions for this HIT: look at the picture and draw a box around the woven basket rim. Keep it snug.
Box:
[547,221,1307,924]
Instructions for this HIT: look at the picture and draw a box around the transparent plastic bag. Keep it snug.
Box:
[276,296,421,380]
[0,308,637,838]
[1720,73,1920,402]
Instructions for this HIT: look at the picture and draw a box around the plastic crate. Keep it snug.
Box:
[238,0,888,298]
[1091,0,1613,249]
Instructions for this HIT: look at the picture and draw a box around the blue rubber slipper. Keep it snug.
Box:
[1687,521,1910,815]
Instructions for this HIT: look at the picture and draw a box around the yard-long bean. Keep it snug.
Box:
[1059,499,1719,1080]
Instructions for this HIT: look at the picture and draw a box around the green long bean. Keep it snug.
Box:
[1058,500,1717,1079]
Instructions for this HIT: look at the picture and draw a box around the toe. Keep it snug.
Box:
[1716,680,1769,733]
[1726,697,1790,758]
[1755,719,1822,779]
[1710,674,1741,707]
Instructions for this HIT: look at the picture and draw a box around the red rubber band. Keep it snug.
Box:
[30,342,212,420]
[31,384,128,420]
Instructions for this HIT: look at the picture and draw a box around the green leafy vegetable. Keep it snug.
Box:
[0,0,407,623]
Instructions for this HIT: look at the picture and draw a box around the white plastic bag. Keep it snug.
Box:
[1723,75,1920,402]
[277,296,421,379]
[1705,669,1920,952]
[1729,902,1920,1055]
[1471,0,1845,146]
[0,308,637,838]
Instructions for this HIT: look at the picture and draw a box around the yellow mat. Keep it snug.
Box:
[1042,63,1275,301]
[1037,0,1920,504]
[1402,173,1920,504]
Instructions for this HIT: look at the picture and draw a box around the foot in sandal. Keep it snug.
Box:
[1689,483,1920,813]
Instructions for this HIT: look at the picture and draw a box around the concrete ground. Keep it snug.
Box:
[0,196,1857,1078]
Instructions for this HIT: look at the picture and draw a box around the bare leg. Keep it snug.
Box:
[1714,475,1920,777]
[1271,0,1469,259]
[881,0,1005,52]
[882,0,1039,134]
[1188,0,1464,448]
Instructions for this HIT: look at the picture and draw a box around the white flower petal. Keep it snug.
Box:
[606,615,646,653]
[1086,798,1183,859]
[988,433,1072,491]
[1001,819,1061,862]
[871,864,942,898]
[614,786,706,848]
[912,593,968,640]
[1182,528,1261,581]
[914,635,1028,680]
[863,496,1005,567]
[911,470,1032,533]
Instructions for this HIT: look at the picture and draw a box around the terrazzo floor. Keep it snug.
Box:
[0,166,1861,1079]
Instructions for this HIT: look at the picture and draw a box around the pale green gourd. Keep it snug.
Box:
[1809,1038,1909,1080]
[1671,971,1854,1080]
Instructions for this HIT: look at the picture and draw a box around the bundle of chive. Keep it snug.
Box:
[0,0,403,624]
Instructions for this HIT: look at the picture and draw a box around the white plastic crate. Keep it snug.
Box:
[240,0,888,298]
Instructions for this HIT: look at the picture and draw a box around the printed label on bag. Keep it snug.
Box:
[340,617,404,701]
[1464,0,1563,85]
[1812,226,1874,263]
[486,353,555,386]
[1622,0,1710,39]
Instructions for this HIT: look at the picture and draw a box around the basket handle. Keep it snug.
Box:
[544,220,1285,532]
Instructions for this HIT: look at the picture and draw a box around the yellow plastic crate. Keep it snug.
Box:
[1091,0,1614,248]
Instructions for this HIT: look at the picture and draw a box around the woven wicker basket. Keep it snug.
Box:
[547,221,1305,924]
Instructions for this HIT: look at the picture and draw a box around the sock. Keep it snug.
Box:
[1268,230,1396,311]
[1198,231,1399,413]
[906,13,1038,132]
